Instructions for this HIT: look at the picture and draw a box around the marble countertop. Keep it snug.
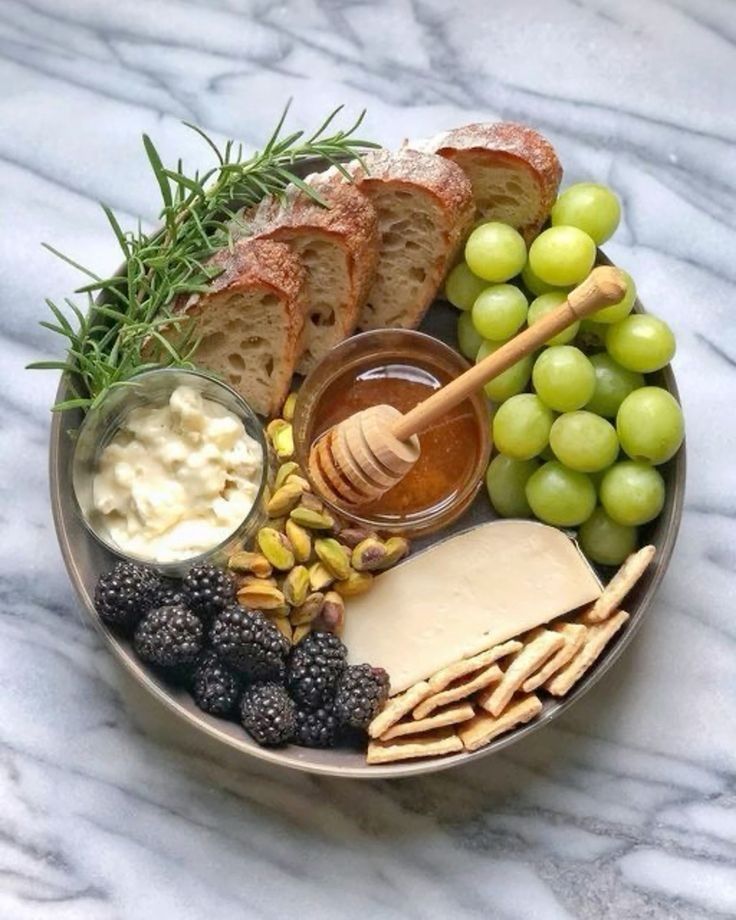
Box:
[2,0,735,917]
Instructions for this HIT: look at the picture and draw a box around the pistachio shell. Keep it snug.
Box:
[351,537,388,572]
[274,618,293,642]
[314,538,352,581]
[282,565,310,607]
[227,551,273,578]
[289,506,334,530]
[290,591,324,625]
[334,570,374,598]
[292,624,311,645]
[237,582,286,610]
[313,591,345,636]
[274,460,300,491]
[335,526,378,549]
[308,561,335,592]
[257,527,295,571]
[383,536,411,567]
[285,519,312,564]
[282,392,298,422]
[266,480,304,517]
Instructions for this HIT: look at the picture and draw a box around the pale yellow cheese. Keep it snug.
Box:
[343,520,602,693]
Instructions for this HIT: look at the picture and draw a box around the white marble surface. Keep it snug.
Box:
[1,0,735,916]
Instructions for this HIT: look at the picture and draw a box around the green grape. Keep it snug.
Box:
[600,461,665,526]
[492,394,555,460]
[528,226,597,287]
[551,183,621,244]
[606,314,676,373]
[549,411,619,472]
[590,269,636,323]
[445,262,488,311]
[457,311,484,361]
[527,291,579,345]
[616,386,684,465]
[579,507,637,566]
[586,353,644,417]
[576,318,608,352]
[520,261,569,296]
[472,284,528,340]
[532,346,595,412]
[465,222,527,282]
[477,340,533,402]
[525,461,596,527]
[485,454,540,518]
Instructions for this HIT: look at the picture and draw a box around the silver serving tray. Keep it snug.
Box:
[48,162,684,778]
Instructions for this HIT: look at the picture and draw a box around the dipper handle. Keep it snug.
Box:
[391,266,627,442]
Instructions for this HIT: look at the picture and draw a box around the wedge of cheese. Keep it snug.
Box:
[343,520,602,694]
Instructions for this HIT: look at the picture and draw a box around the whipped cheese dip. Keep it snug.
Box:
[92,385,263,563]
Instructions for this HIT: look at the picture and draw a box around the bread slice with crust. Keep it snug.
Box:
[349,149,474,330]
[171,238,305,417]
[412,122,562,242]
[237,172,378,375]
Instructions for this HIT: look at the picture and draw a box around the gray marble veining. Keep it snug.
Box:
[1,0,734,917]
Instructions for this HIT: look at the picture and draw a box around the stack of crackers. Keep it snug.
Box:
[366,545,655,765]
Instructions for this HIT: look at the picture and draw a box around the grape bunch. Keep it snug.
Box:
[445,183,684,567]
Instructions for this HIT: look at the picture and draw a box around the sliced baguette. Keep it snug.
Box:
[172,238,305,417]
[238,172,378,374]
[349,148,474,330]
[412,122,562,242]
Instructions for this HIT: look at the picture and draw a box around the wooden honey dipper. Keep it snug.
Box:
[308,266,627,507]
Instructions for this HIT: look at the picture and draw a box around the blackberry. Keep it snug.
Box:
[294,705,340,748]
[287,632,347,710]
[191,651,242,718]
[94,561,164,634]
[211,606,289,682]
[133,604,203,674]
[240,682,295,746]
[334,664,390,730]
[157,582,186,608]
[182,564,235,622]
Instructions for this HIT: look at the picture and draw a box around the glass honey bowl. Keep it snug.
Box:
[293,329,491,537]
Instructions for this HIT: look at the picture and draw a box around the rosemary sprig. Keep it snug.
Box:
[29,103,380,412]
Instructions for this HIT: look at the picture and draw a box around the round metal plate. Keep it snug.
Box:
[48,165,685,778]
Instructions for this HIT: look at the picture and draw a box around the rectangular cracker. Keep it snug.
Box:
[412,663,503,720]
[478,629,565,717]
[545,610,630,696]
[367,729,463,765]
[380,702,475,741]
[368,681,432,739]
[458,695,543,752]
[427,639,523,694]
[522,623,588,693]
[582,545,655,624]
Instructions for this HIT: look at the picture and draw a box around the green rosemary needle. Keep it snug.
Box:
[29,103,380,412]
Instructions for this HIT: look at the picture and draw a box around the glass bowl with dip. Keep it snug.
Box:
[293,329,491,537]
[71,367,270,576]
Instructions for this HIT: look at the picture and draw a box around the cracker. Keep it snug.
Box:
[545,610,630,696]
[368,681,432,738]
[478,629,565,716]
[366,729,463,764]
[458,695,543,752]
[427,640,523,694]
[522,623,588,693]
[582,545,655,624]
[380,702,475,741]
[412,663,503,720]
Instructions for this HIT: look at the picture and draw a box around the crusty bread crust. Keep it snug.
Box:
[351,148,474,329]
[241,176,378,372]
[419,122,562,241]
[177,238,305,416]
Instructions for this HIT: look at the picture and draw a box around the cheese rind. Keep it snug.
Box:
[343,520,602,693]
